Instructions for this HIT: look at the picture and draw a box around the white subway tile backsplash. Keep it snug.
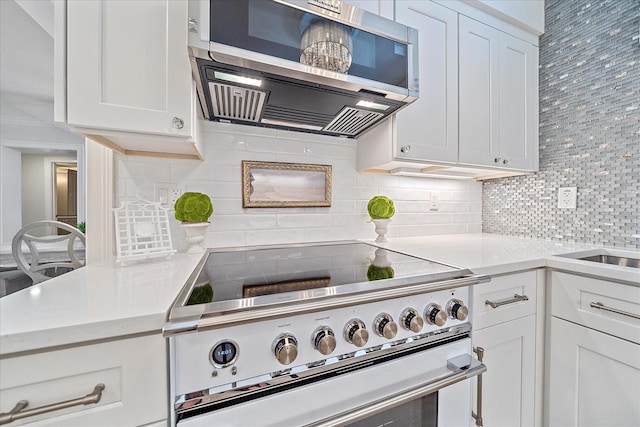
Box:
[452,213,483,224]
[331,213,359,228]
[115,124,482,250]
[304,227,358,242]
[277,214,332,228]
[245,228,305,246]
[305,141,356,159]
[205,230,246,249]
[245,136,306,155]
[379,187,431,201]
[468,203,483,213]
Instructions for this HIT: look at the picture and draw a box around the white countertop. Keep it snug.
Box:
[1,234,638,356]
[365,234,640,284]
[0,253,203,356]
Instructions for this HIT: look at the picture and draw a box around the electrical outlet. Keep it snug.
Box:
[429,192,439,211]
[558,187,577,209]
[155,183,185,207]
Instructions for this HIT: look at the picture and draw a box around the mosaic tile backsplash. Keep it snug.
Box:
[483,0,640,248]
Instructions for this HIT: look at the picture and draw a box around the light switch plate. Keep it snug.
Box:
[429,192,439,211]
[558,187,577,209]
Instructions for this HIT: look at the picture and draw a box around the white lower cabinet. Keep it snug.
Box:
[547,271,640,427]
[470,270,542,427]
[548,317,640,427]
[0,334,167,426]
[472,315,536,427]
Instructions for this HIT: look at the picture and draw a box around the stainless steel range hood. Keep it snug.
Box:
[187,0,419,138]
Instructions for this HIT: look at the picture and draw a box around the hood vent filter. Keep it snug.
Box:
[208,82,267,122]
[323,107,384,136]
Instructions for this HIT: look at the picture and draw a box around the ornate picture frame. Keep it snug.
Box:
[241,161,332,208]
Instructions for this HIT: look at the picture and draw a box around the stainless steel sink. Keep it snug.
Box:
[574,254,639,268]
[558,250,640,269]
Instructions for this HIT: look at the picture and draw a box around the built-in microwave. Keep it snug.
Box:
[187,0,419,137]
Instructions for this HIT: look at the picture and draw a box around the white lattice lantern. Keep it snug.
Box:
[113,198,176,266]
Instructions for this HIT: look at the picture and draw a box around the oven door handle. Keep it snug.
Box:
[305,353,487,427]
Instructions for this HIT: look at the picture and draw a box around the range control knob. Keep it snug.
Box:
[447,299,469,321]
[344,319,369,347]
[273,334,298,365]
[312,326,337,355]
[374,313,398,339]
[401,308,424,333]
[424,304,447,327]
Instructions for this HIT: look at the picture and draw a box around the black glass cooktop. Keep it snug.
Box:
[182,241,464,306]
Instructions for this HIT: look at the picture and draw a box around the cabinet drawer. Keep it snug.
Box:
[550,271,640,344]
[0,334,167,426]
[471,270,537,329]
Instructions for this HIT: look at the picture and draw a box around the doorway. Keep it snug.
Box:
[54,162,78,234]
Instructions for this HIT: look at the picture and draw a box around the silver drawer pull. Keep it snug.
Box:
[590,302,640,320]
[0,383,105,425]
[485,294,529,309]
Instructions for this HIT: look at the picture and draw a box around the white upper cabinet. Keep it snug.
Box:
[342,0,394,19]
[395,1,459,163]
[459,16,538,170]
[357,0,540,179]
[56,0,202,159]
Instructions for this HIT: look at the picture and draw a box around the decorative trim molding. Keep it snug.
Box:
[85,138,114,263]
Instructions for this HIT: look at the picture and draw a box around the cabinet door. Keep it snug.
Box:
[498,32,537,170]
[458,15,500,167]
[66,0,192,137]
[472,315,536,427]
[548,317,640,427]
[394,1,459,163]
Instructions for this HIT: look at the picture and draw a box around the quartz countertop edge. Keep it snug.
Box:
[1,234,638,356]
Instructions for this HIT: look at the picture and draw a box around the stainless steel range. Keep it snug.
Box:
[164,241,490,426]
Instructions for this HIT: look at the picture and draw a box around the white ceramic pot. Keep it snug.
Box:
[180,222,209,254]
[370,218,391,243]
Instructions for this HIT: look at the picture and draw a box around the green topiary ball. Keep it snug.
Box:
[174,192,213,223]
[367,195,395,219]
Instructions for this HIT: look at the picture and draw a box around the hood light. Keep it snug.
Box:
[356,100,390,111]
[214,71,262,87]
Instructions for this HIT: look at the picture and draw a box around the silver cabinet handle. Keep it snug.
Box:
[590,302,640,320]
[0,384,105,425]
[172,116,185,129]
[472,346,484,427]
[485,293,529,309]
[400,145,411,153]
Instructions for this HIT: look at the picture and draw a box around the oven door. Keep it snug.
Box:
[177,338,484,427]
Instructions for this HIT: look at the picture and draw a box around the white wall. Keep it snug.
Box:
[0,97,85,242]
[0,146,21,242]
[21,154,47,226]
[115,122,482,252]
[21,153,76,231]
